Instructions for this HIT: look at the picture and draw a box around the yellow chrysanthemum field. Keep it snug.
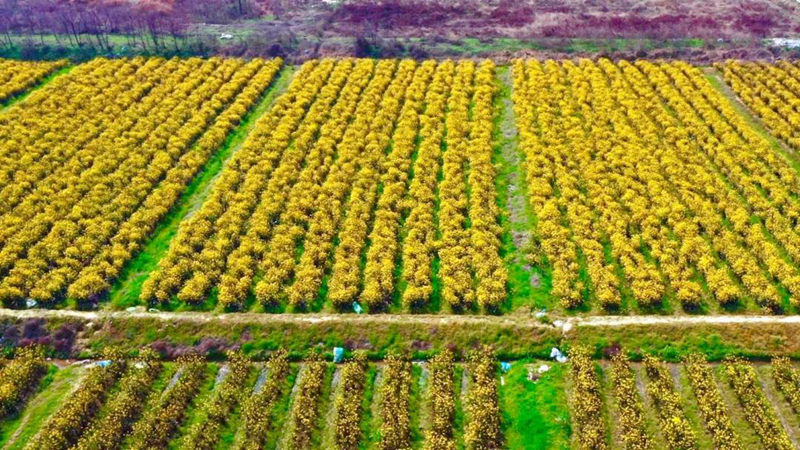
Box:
[2,57,800,449]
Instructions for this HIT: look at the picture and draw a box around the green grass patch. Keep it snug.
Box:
[358,364,378,449]
[119,362,176,447]
[499,360,571,449]
[263,363,299,449]
[453,364,466,450]
[492,65,555,314]
[214,366,259,449]
[409,363,424,447]
[364,365,384,448]
[309,364,335,448]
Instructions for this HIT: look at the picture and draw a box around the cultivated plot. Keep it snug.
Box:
[0,58,67,104]
[2,57,800,317]
[513,59,800,314]
[0,348,507,450]
[0,57,281,308]
[2,348,800,449]
[142,58,506,314]
[721,61,800,152]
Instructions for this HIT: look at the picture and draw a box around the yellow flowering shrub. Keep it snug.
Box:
[0,58,67,102]
[513,58,800,311]
[0,57,281,307]
[725,358,793,449]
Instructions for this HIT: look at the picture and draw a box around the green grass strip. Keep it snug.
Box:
[167,363,219,449]
[499,360,571,449]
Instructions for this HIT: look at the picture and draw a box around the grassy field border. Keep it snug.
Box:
[5,309,800,362]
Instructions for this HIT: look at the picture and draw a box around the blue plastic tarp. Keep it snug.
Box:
[333,347,345,363]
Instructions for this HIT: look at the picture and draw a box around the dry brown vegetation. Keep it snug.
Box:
[329,0,800,40]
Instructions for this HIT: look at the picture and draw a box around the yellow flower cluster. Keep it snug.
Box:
[0,56,281,307]
[423,349,456,450]
[330,60,435,310]
[396,60,454,310]
[725,358,793,450]
[403,60,506,312]
[286,60,417,310]
[255,59,384,309]
[609,353,651,450]
[145,58,382,310]
[182,351,252,450]
[145,58,505,313]
[379,353,412,449]
[0,58,67,103]
[237,349,291,450]
[772,356,800,413]
[142,59,334,307]
[569,347,607,449]
[437,61,476,311]
[467,61,507,313]
[26,350,126,450]
[514,58,800,311]
[75,350,162,450]
[286,356,327,450]
[642,356,695,449]
[684,354,740,449]
[333,352,368,449]
[0,346,47,419]
[721,61,800,151]
[464,346,503,450]
[128,355,207,449]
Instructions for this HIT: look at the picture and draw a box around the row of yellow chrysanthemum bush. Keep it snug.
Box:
[140,57,506,315]
[571,346,800,450]
[0,345,510,450]
[514,58,800,313]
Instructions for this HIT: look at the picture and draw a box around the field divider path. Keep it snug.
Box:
[6,307,800,330]
[495,65,544,314]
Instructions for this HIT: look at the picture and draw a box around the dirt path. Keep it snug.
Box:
[571,314,800,327]
[4,307,800,332]
[496,66,532,258]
